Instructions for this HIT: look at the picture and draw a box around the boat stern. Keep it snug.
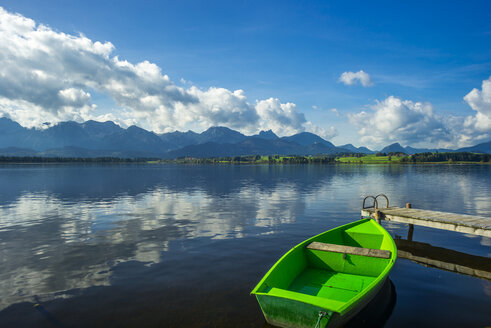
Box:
[255,293,335,328]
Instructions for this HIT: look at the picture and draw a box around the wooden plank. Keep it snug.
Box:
[306,241,391,259]
[387,214,481,229]
[363,207,490,223]
[361,206,491,237]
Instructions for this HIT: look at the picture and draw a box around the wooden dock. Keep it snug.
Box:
[361,206,491,237]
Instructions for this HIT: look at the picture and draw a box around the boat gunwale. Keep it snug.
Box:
[250,218,397,315]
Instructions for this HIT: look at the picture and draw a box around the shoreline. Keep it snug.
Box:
[0,161,490,165]
[0,153,490,165]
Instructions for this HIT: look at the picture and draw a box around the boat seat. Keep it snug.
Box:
[306,241,391,259]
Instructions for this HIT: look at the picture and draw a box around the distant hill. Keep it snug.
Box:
[380,143,455,155]
[0,147,38,157]
[200,126,247,144]
[0,118,34,149]
[404,146,454,154]
[0,118,169,156]
[0,118,353,158]
[252,130,279,140]
[165,137,347,159]
[158,126,248,151]
[358,146,375,154]
[339,144,375,154]
[380,143,408,154]
[0,117,24,134]
[380,141,491,155]
[281,132,335,147]
[456,141,491,154]
[81,120,123,139]
[103,125,165,154]
[158,130,201,151]
[0,117,489,158]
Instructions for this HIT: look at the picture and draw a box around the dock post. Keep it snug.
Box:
[375,210,381,224]
[407,224,414,241]
[406,203,414,240]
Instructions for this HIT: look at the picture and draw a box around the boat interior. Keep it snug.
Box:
[253,220,395,311]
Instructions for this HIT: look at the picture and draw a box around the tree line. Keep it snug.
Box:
[0,152,489,164]
[400,152,490,163]
[0,156,153,163]
[170,155,338,164]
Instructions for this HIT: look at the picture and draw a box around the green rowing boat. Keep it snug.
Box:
[251,218,397,328]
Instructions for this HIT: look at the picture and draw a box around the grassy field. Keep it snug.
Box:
[260,155,306,163]
[153,154,490,165]
[336,155,405,163]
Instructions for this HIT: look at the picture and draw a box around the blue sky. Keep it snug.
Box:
[0,0,490,148]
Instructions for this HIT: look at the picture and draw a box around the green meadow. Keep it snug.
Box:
[336,155,404,164]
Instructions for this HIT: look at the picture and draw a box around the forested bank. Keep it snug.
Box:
[0,152,489,164]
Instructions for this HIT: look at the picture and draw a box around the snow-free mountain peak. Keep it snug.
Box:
[201,126,247,143]
[380,143,406,154]
[281,132,335,147]
[253,130,279,140]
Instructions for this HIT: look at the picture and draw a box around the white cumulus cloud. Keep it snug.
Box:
[304,122,338,140]
[0,7,324,137]
[348,96,450,147]
[463,76,491,133]
[255,98,306,136]
[349,77,491,148]
[339,70,373,87]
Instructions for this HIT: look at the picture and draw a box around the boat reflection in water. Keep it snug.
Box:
[344,278,397,328]
[395,237,491,281]
[262,278,397,328]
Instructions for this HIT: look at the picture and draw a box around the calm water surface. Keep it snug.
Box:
[0,164,489,327]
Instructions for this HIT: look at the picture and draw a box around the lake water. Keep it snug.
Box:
[0,164,489,327]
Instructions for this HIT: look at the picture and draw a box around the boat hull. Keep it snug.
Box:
[256,277,388,328]
[251,218,397,328]
[256,293,333,328]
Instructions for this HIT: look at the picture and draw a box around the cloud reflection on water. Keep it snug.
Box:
[0,164,489,312]
[0,169,317,310]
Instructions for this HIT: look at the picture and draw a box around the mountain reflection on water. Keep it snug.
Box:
[0,164,489,327]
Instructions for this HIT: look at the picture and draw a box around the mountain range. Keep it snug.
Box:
[0,118,489,158]
[379,142,491,155]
